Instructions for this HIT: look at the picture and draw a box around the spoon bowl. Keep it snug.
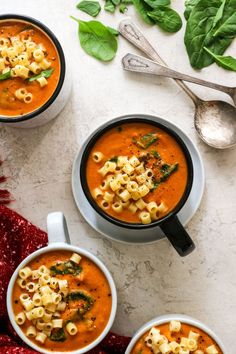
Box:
[195,100,236,149]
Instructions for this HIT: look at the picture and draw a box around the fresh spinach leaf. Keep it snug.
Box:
[121,0,133,4]
[204,47,236,71]
[29,68,54,82]
[119,3,128,12]
[104,0,116,12]
[0,70,11,81]
[148,6,182,32]
[111,0,120,5]
[109,156,118,162]
[71,17,118,61]
[107,26,119,36]
[143,0,170,8]
[160,163,178,181]
[151,180,159,191]
[212,0,226,29]
[151,150,160,158]
[76,0,101,17]
[184,0,234,69]
[50,328,66,342]
[213,11,236,38]
[134,133,158,148]
[133,0,154,25]
[66,291,94,314]
[184,0,199,20]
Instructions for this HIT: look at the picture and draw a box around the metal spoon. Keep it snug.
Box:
[119,19,236,149]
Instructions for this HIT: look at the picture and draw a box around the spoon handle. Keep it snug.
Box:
[119,19,200,106]
[123,53,234,95]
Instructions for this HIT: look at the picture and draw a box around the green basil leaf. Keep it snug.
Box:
[107,26,119,36]
[73,19,118,61]
[119,3,128,12]
[133,0,155,25]
[143,0,170,8]
[76,0,101,17]
[148,6,182,33]
[0,70,11,81]
[184,0,199,20]
[104,0,116,12]
[184,0,234,69]
[28,68,54,82]
[204,47,236,71]
[212,0,226,29]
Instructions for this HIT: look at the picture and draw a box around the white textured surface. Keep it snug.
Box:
[1,1,236,352]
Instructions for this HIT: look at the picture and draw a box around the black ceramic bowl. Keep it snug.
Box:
[80,115,195,256]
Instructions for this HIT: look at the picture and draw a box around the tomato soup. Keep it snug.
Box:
[12,250,112,352]
[0,20,60,117]
[131,321,223,354]
[86,122,188,224]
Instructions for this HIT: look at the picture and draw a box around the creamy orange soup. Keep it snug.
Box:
[131,322,223,354]
[0,20,60,117]
[12,250,112,352]
[86,122,188,224]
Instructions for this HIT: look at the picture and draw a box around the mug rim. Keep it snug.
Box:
[124,314,227,354]
[7,243,117,354]
[0,14,66,123]
[80,114,194,230]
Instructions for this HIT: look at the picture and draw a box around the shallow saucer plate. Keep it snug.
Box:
[72,114,205,244]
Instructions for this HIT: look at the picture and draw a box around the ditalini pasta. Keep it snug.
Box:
[12,250,112,351]
[0,20,60,117]
[130,321,222,354]
[86,123,189,224]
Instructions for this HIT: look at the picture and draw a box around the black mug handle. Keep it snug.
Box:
[160,215,195,257]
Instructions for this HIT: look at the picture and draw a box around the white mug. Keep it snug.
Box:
[7,212,117,354]
[125,314,227,354]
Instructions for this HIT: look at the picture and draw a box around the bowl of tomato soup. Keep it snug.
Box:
[80,115,195,257]
[0,14,71,127]
[7,212,117,354]
[125,315,227,354]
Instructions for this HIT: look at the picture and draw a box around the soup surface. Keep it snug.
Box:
[86,122,188,224]
[0,20,60,117]
[131,321,223,354]
[12,250,112,352]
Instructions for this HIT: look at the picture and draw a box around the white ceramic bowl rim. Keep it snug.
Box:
[0,14,66,123]
[125,314,227,354]
[7,243,117,354]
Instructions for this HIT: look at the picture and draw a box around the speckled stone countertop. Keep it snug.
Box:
[1,1,236,352]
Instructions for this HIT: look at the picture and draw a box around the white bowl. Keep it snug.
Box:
[0,14,71,128]
[125,314,227,354]
[7,212,117,354]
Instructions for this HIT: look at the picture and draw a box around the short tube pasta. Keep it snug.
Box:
[15,312,26,325]
[66,322,78,335]
[26,325,37,338]
[139,211,151,224]
[19,267,32,279]
[112,202,123,213]
[92,151,104,163]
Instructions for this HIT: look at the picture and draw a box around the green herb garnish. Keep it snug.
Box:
[0,70,11,81]
[151,150,160,159]
[50,261,82,276]
[76,0,101,17]
[134,133,158,149]
[151,180,159,191]
[50,328,66,342]
[109,156,118,163]
[66,291,94,315]
[29,68,54,82]
[160,163,178,181]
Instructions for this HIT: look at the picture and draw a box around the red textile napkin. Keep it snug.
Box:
[0,206,131,354]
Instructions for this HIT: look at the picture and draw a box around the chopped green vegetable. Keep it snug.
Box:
[50,328,66,342]
[147,6,182,33]
[71,17,118,61]
[66,291,94,314]
[76,0,101,17]
[109,156,118,163]
[151,150,160,158]
[104,0,116,12]
[184,0,236,69]
[0,70,11,81]
[134,133,158,149]
[50,261,82,276]
[204,47,236,71]
[119,3,128,12]
[151,180,159,191]
[28,68,54,82]
[160,163,178,181]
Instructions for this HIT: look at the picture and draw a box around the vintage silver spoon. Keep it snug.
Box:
[119,19,236,149]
